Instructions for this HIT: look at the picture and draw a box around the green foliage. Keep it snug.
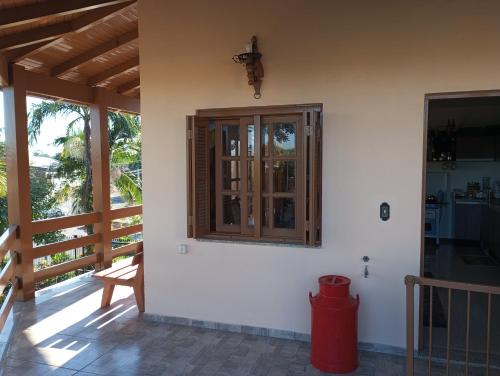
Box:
[50,251,71,265]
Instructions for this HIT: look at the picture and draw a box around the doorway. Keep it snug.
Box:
[420,91,500,361]
[422,92,500,284]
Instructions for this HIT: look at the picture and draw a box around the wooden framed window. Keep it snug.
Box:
[187,104,322,246]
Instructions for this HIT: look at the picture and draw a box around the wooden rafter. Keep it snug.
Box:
[0,22,71,51]
[0,2,134,51]
[2,41,51,63]
[0,0,133,31]
[116,77,140,95]
[87,56,139,86]
[51,29,138,77]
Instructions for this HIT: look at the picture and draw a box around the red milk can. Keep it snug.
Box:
[309,275,359,373]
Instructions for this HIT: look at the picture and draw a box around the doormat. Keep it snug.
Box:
[423,272,447,328]
[461,255,496,266]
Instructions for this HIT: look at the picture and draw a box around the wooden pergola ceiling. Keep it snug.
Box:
[0,0,140,98]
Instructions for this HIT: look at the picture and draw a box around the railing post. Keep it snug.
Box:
[3,65,35,300]
[405,275,416,376]
[90,88,112,270]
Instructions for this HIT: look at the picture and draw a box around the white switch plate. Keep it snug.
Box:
[177,244,188,254]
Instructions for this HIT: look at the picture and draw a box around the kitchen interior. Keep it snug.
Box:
[423,96,500,359]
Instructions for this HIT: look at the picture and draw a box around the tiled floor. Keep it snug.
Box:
[0,274,494,375]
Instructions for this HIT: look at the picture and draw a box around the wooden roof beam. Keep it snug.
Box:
[17,68,140,113]
[51,29,138,77]
[0,0,133,31]
[116,78,140,95]
[0,23,69,51]
[87,56,139,86]
[0,2,134,51]
[0,54,8,86]
[2,41,51,63]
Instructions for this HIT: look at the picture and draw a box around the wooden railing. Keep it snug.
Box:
[0,225,19,331]
[405,275,500,376]
[31,205,143,287]
[3,67,141,302]
[110,205,143,259]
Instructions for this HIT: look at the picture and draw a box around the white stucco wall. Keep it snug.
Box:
[138,0,500,348]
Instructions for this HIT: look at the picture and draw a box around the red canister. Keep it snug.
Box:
[309,275,359,373]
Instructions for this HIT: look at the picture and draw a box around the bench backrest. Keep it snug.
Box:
[131,242,144,265]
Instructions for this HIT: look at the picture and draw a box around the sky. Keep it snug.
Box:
[0,91,81,158]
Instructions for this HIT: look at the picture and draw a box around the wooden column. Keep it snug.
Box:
[0,54,9,86]
[90,88,112,269]
[3,65,34,300]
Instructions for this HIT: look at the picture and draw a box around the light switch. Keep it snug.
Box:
[177,244,188,254]
[380,202,390,221]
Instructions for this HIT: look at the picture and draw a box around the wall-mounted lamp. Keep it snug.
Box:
[233,36,264,99]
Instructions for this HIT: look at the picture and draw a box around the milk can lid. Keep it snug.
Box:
[318,275,351,287]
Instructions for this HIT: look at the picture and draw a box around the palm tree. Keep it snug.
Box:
[29,102,93,214]
[108,112,142,204]
[28,101,142,219]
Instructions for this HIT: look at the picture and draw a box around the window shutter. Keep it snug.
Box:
[312,110,322,245]
[303,110,323,246]
[186,116,210,238]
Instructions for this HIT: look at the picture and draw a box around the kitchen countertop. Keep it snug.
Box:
[454,198,500,206]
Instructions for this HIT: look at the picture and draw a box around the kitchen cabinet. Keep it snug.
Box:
[456,134,495,161]
[454,203,481,241]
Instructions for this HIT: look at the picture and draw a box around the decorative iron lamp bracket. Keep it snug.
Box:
[233,36,264,99]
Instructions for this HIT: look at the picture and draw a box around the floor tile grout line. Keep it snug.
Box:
[3,355,83,372]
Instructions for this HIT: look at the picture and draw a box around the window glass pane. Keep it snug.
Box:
[262,197,269,227]
[274,198,295,229]
[222,161,240,191]
[222,195,240,225]
[273,160,295,193]
[222,125,240,156]
[261,125,269,157]
[262,161,270,193]
[247,195,254,227]
[247,125,255,156]
[273,122,296,156]
[248,160,254,192]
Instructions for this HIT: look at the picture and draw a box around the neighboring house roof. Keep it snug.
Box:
[30,155,57,169]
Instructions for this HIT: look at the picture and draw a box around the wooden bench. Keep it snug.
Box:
[94,247,144,312]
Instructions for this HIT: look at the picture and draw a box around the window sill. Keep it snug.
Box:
[195,235,321,249]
